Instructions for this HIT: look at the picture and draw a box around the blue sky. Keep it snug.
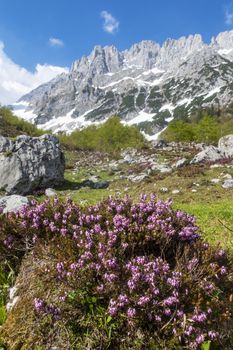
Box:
[0,0,232,70]
[0,0,233,104]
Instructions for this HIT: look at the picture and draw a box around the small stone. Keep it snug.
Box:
[174,158,187,168]
[128,174,148,183]
[222,179,233,189]
[45,188,56,197]
[160,187,168,193]
[210,164,224,168]
[222,174,232,180]
[211,178,220,184]
[172,189,180,194]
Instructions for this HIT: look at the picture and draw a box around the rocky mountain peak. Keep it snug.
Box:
[15,30,233,138]
[212,30,233,50]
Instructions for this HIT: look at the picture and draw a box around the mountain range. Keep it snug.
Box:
[14,30,233,138]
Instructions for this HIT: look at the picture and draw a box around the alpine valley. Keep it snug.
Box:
[14,30,233,138]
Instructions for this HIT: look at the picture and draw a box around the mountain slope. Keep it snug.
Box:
[15,31,233,137]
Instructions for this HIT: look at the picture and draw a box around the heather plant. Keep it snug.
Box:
[0,196,232,349]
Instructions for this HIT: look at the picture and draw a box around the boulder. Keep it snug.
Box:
[0,195,29,213]
[190,146,223,164]
[0,134,65,195]
[218,135,233,158]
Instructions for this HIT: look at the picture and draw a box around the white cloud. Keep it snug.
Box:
[49,37,64,47]
[101,10,119,34]
[0,41,68,105]
[225,9,233,25]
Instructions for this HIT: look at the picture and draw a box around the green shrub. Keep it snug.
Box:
[0,107,45,137]
[160,113,233,144]
[59,116,147,155]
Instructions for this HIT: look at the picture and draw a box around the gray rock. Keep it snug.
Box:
[210,164,224,168]
[222,179,233,189]
[211,178,220,184]
[128,174,148,183]
[222,173,232,180]
[218,135,233,158]
[0,134,65,195]
[45,188,57,197]
[152,164,172,173]
[0,195,29,213]
[81,180,110,189]
[172,189,180,194]
[88,175,100,183]
[6,285,19,311]
[174,158,187,168]
[160,187,168,193]
[151,140,167,148]
[190,146,223,164]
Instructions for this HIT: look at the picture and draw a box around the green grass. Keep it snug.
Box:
[56,150,233,251]
[174,201,233,249]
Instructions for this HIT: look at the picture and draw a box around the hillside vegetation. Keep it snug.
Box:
[59,116,147,154]
[161,106,233,144]
[0,107,45,138]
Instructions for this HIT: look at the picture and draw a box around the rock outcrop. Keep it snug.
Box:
[0,195,29,213]
[190,146,223,164]
[0,134,65,195]
[218,134,233,158]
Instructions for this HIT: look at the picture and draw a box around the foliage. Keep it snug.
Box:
[161,120,196,142]
[0,196,232,349]
[161,113,233,144]
[0,107,45,137]
[59,116,147,154]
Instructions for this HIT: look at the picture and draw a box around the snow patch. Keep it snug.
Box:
[142,126,167,141]
[204,87,221,100]
[124,111,155,126]
[99,77,134,89]
[159,104,175,114]
[218,49,233,56]
[13,101,37,122]
[176,98,193,106]
[37,107,108,134]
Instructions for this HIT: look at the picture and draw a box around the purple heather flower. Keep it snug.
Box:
[208,330,218,340]
[127,307,136,317]
[220,266,227,275]
[192,312,207,323]
[34,298,44,312]
[154,315,161,322]
[195,334,205,345]
[164,308,171,316]
[138,296,150,306]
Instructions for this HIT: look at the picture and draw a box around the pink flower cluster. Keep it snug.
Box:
[1,194,231,349]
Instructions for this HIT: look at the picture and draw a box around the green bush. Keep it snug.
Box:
[59,116,147,154]
[160,113,233,144]
[0,107,45,137]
